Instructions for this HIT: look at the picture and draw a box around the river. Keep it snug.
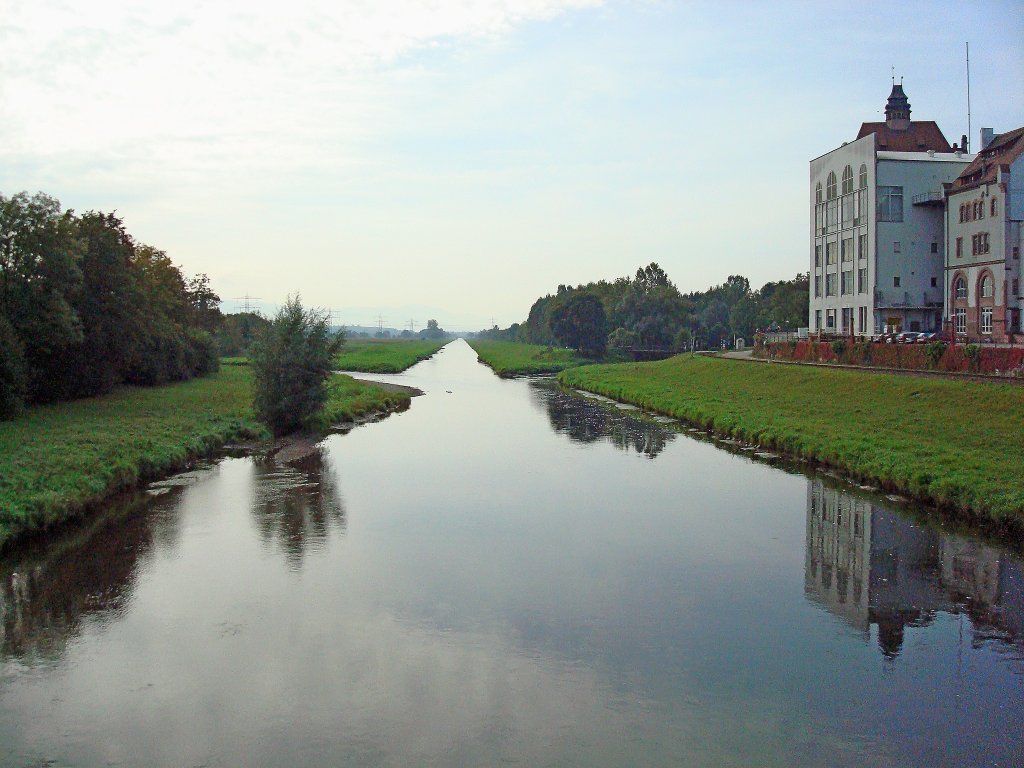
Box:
[1,339,1021,767]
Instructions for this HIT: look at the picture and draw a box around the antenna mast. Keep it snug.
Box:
[966,41,971,152]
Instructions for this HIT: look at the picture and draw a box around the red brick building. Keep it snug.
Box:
[945,126,1024,342]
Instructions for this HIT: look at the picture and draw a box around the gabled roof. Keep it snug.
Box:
[856,121,953,152]
[951,126,1024,191]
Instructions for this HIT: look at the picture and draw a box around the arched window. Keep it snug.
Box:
[980,274,993,299]
[815,182,822,204]
[959,204,966,222]
[841,165,853,194]
[955,278,967,300]
[826,172,837,200]
[859,164,867,189]
[979,200,985,219]
[991,197,998,216]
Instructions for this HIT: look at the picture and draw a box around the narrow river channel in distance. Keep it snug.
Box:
[1,339,1022,767]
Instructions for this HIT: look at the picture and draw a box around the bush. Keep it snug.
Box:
[185,329,219,377]
[251,296,344,436]
[0,316,28,419]
[830,340,847,359]
[964,344,982,372]
[924,341,947,369]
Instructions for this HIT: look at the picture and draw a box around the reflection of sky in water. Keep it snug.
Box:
[1,340,1022,767]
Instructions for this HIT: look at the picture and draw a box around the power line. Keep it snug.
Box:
[232,294,261,313]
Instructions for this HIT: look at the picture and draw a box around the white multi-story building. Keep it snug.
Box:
[945,126,1024,342]
[809,84,973,336]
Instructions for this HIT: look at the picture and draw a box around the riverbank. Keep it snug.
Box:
[468,340,590,376]
[335,339,447,373]
[0,367,410,550]
[558,355,1024,535]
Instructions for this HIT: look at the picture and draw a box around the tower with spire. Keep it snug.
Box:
[884,81,911,131]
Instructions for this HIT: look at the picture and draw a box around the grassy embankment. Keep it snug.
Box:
[335,338,447,373]
[559,355,1024,532]
[468,340,591,376]
[0,365,409,549]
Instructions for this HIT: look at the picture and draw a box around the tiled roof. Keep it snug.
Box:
[951,126,1024,190]
[855,121,953,152]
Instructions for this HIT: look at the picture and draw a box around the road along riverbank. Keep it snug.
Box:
[0,365,410,551]
[558,354,1024,538]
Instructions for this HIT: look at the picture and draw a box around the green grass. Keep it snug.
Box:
[558,355,1024,532]
[334,339,447,373]
[0,367,409,549]
[468,340,591,376]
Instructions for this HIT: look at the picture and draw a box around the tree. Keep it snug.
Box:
[0,191,83,400]
[251,296,344,436]
[549,292,607,357]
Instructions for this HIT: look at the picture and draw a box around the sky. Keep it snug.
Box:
[2,1,1022,330]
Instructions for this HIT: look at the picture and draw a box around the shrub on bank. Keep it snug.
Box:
[251,296,343,436]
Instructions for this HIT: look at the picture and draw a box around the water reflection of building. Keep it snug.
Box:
[804,478,1023,657]
[533,382,675,459]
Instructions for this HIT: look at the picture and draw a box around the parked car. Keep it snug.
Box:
[896,332,922,344]
[872,332,897,343]
[915,332,937,343]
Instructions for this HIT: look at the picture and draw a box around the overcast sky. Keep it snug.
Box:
[2,1,1021,329]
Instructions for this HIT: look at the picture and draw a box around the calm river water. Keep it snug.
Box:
[1,339,1022,767]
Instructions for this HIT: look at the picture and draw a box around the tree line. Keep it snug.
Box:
[477,263,808,356]
[0,191,222,418]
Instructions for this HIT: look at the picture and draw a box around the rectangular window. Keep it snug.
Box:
[842,195,853,227]
[930,277,937,287]
[877,186,903,222]
[893,241,901,253]
[826,309,836,329]
[982,233,989,254]
[981,307,993,334]
[956,237,963,258]
[815,310,822,330]
[1013,279,1019,296]
[841,270,853,295]
[826,242,837,265]
[930,242,938,254]
[814,245,821,267]
[1014,246,1019,260]
[893,276,901,288]
[858,306,867,333]
[827,200,838,231]
[955,307,967,334]
[858,267,868,293]
[858,234,868,260]
[852,193,861,226]
[826,273,837,296]
[841,238,853,262]
[814,275,821,297]
[842,308,853,332]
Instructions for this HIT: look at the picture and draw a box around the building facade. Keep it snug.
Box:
[809,85,972,336]
[945,126,1024,342]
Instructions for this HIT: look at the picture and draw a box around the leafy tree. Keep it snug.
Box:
[251,296,344,436]
[0,316,27,417]
[186,273,223,333]
[0,192,83,399]
[549,292,607,357]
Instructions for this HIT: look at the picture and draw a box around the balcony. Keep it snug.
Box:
[911,190,945,207]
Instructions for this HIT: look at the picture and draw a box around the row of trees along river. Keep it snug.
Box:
[0,192,225,418]
[477,263,809,356]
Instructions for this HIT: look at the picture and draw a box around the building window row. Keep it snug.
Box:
[959,198,998,222]
[971,232,990,256]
